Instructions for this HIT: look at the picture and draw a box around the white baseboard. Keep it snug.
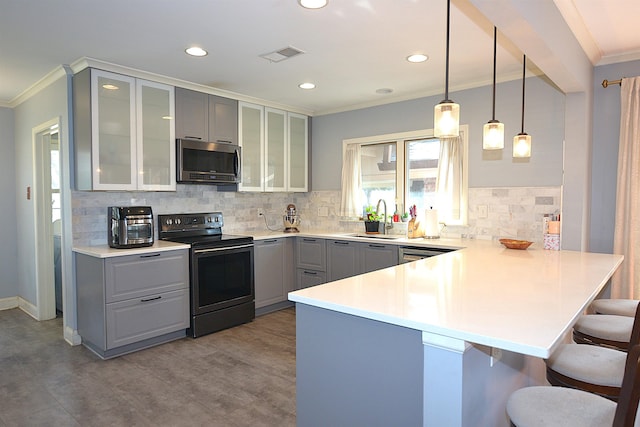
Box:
[65,326,82,346]
[18,297,39,320]
[0,296,19,311]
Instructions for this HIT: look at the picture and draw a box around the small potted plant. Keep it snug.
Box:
[401,212,409,222]
[363,206,382,233]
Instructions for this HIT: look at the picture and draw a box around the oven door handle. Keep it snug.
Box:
[194,243,253,254]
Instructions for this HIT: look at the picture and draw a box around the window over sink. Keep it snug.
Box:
[340,126,468,226]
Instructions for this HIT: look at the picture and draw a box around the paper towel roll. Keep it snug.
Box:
[424,208,439,238]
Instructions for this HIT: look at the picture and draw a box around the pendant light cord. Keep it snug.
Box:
[444,0,451,101]
[491,27,497,121]
[520,55,526,133]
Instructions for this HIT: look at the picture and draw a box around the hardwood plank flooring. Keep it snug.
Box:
[0,308,296,426]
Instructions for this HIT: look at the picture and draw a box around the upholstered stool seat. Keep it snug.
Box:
[546,344,626,399]
[507,386,616,426]
[508,344,640,427]
[573,314,634,351]
[592,299,639,317]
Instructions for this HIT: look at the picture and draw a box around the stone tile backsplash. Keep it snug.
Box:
[72,186,560,246]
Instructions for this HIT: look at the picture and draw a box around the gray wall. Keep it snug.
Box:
[311,76,565,190]
[14,76,69,305]
[590,59,640,254]
[0,107,18,299]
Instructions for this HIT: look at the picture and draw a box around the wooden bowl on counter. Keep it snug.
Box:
[499,238,533,250]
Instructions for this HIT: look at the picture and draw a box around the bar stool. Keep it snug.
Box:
[507,344,640,427]
[573,313,634,351]
[546,304,640,401]
[591,299,639,317]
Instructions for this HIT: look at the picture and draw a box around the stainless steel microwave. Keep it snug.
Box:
[176,139,241,184]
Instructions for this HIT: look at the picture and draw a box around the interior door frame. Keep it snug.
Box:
[33,118,60,321]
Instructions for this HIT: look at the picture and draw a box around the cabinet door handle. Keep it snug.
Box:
[140,253,161,258]
[303,238,316,242]
[368,244,385,249]
[184,136,202,140]
[333,241,349,245]
[303,270,317,275]
[264,239,278,243]
[140,296,162,303]
[217,140,233,144]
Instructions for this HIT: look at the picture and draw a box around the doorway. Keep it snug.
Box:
[33,119,62,321]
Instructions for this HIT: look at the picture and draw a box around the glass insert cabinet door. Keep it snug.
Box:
[90,69,175,191]
[265,108,286,192]
[136,80,175,190]
[239,102,264,191]
[91,70,137,190]
[288,112,308,191]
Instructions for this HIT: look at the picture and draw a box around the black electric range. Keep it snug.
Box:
[158,212,254,337]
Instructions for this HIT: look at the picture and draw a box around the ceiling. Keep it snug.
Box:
[1,0,639,115]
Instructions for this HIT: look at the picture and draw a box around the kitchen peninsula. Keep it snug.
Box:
[288,240,623,427]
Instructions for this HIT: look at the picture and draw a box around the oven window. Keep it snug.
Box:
[197,250,252,307]
[126,223,152,240]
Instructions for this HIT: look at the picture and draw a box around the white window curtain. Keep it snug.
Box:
[436,135,463,223]
[612,76,640,299]
[340,143,362,217]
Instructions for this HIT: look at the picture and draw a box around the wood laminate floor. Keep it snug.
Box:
[0,307,296,426]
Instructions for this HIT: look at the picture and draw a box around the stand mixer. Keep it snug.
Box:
[283,204,301,233]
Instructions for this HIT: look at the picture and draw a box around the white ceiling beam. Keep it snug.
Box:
[467,0,593,93]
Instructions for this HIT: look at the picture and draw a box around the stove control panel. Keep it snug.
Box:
[158,212,224,234]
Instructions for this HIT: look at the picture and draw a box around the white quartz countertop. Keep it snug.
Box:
[288,239,623,359]
[73,240,190,258]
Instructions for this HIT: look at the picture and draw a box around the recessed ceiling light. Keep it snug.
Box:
[407,54,428,63]
[376,88,394,94]
[298,0,328,9]
[102,84,119,90]
[299,82,316,90]
[185,46,208,57]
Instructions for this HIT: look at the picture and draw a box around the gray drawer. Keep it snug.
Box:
[105,288,189,349]
[105,249,188,303]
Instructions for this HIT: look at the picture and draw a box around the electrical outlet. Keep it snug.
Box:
[257,208,264,217]
[477,205,488,219]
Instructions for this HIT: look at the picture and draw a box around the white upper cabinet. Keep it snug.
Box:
[238,102,264,191]
[265,107,287,192]
[74,68,175,191]
[288,112,309,192]
[238,102,308,193]
[136,80,176,191]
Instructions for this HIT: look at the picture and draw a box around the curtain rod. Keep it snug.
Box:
[602,78,623,88]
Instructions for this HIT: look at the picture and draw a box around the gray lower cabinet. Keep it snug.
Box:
[361,242,399,273]
[297,268,327,289]
[254,238,294,314]
[295,237,327,289]
[327,240,399,280]
[327,240,360,281]
[76,249,189,359]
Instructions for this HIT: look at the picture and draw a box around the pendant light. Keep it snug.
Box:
[483,27,504,150]
[434,0,460,138]
[513,55,532,158]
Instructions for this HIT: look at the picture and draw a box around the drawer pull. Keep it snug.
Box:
[264,239,278,243]
[334,241,349,245]
[140,296,162,303]
[303,270,317,275]
[140,253,161,258]
[369,244,385,249]
[303,238,316,242]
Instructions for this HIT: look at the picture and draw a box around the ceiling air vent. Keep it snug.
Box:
[260,46,305,63]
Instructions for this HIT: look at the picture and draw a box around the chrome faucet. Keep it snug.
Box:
[375,199,392,234]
